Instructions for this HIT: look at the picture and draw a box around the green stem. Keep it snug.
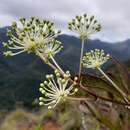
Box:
[79,38,85,79]
[36,51,57,71]
[36,51,65,75]
[50,55,65,75]
[98,67,128,101]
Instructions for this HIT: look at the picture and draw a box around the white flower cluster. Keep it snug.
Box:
[39,70,78,109]
[82,49,110,69]
[38,40,63,59]
[3,17,61,59]
[68,14,101,39]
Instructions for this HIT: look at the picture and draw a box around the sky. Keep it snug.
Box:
[0,0,130,42]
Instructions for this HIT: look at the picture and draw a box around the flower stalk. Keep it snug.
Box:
[50,55,65,75]
[98,67,128,102]
[79,38,85,79]
[68,14,101,78]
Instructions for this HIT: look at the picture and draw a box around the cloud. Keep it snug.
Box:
[0,0,130,42]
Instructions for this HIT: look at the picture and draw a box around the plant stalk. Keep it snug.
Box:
[50,55,65,75]
[98,67,128,102]
[79,38,85,79]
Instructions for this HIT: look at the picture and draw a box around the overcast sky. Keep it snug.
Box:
[0,0,129,42]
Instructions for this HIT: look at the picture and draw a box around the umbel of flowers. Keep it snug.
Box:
[39,70,78,109]
[3,17,61,59]
[3,14,130,110]
[68,14,101,39]
[68,14,101,78]
[82,49,128,102]
[82,49,110,69]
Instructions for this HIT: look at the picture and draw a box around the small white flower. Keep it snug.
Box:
[82,49,110,69]
[3,17,61,56]
[39,70,78,109]
[68,14,101,39]
[38,40,63,59]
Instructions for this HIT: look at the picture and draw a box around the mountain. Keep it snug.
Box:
[0,27,130,110]
[58,35,130,60]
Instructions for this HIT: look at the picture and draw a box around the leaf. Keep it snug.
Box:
[111,57,130,94]
[81,74,123,99]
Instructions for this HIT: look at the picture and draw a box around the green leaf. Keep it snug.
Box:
[81,74,123,99]
[111,57,130,94]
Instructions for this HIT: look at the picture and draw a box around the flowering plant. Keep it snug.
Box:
[3,14,130,130]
